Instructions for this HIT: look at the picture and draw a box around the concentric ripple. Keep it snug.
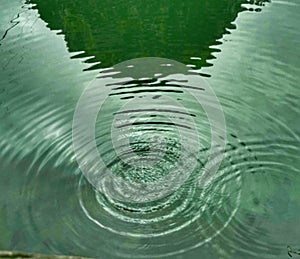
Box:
[72,58,227,203]
[76,137,300,258]
[77,135,247,258]
[13,135,299,259]
[211,138,300,259]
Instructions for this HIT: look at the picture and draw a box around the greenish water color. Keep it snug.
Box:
[27,0,267,69]
[0,0,299,258]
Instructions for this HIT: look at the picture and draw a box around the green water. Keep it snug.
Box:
[0,0,299,258]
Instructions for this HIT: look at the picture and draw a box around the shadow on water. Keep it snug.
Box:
[27,0,268,69]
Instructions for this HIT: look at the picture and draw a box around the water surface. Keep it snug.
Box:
[0,0,299,258]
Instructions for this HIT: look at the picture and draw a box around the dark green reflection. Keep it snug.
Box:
[28,0,267,69]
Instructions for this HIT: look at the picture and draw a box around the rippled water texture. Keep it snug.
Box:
[0,0,300,258]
